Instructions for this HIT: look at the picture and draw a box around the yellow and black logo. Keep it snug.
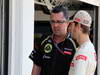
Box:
[44,43,52,53]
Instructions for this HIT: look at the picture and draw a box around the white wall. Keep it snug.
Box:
[22,0,34,75]
[8,0,34,75]
[79,0,100,6]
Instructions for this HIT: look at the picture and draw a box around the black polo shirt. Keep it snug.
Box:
[29,35,76,75]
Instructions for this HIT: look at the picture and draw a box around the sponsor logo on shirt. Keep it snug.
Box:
[76,55,87,61]
[44,43,52,53]
[64,51,72,55]
[63,48,72,55]
[64,48,73,51]
[43,55,51,59]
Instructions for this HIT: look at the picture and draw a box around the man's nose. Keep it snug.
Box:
[53,23,58,27]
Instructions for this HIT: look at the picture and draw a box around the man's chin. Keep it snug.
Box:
[54,33,65,36]
[54,33,60,36]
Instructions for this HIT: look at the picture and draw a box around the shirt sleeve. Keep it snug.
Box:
[29,36,44,67]
[29,48,43,67]
[74,54,88,75]
[29,34,49,67]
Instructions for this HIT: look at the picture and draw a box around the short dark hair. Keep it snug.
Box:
[51,5,69,20]
[74,21,90,34]
[81,24,90,35]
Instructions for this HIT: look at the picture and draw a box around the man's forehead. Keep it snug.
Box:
[50,12,65,20]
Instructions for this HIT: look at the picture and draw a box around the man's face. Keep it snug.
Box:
[68,21,78,40]
[68,21,75,34]
[50,12,69,36]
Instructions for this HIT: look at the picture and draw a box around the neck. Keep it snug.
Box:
[77,34,90,46]
[52,34,66,43]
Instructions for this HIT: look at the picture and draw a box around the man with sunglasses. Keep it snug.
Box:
[68,10,97,75]
[29,5,76,75]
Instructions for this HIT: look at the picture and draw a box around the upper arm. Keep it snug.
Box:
[74,54,88,75]
[32,64,41,75]
[74,59,88,75]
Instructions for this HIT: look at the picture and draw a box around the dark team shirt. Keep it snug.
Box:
[29,35,76,75]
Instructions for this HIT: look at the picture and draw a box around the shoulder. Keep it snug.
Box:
[34,34,51,49]
[40,34,51,45]
[35,34,50,44]
[76,42,96,61]
[78,41,95,53]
